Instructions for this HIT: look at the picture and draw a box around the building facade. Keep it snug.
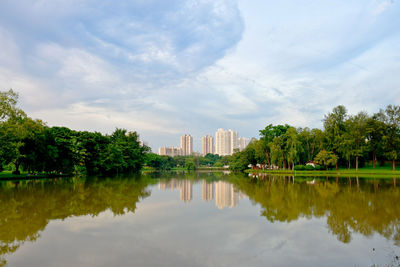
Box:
[238,137,248,151]
[215,128,230,156]
[215,128,240,156]
[158,147,182,157]
[229,129,239,154]
[201,135,214,156]
[180,134,193,156]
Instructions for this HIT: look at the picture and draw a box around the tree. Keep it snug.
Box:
[185,157,196,170]
[0,89,26,121]
[229,146,256,171]
[366,114,386,169]
[259,124,290,168]
[344,112,369,171]
[314,150,338,170]
[285,127,302,170]
[324,105,347,169]
[377,105,400,170]
[270,137,285,169]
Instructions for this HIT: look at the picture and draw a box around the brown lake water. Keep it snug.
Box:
[1,171,399,267]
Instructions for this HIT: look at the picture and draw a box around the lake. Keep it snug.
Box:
[1,171,399,267]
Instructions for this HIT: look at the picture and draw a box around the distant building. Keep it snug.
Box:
[158,147,182,157]
[229,129,239,154]
[202,135,214,156]
[215,128,231,156]
[180,134,193,156]
[215,128,240,156]
[238,137,248,151]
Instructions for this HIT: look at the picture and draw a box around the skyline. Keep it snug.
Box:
[159,130,247,156]
[0,0,399,152]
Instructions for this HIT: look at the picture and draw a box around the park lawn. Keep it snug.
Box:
[0,171,72,180]
[246,166,400,178]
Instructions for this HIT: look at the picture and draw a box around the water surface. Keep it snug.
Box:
[1,172,399,266]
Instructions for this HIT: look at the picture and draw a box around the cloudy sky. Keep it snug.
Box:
[0,0,399,152]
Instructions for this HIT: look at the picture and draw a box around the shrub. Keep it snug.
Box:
[294,165,305,170]
[315,164,323,170]
[305,165,315,171]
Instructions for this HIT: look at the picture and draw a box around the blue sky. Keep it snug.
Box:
[0,0,399,152]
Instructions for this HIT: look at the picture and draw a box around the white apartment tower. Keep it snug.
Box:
[180,134,193,156]
[215,128,230,156]
[202,135,214,156]
[238,137,248,151]
[158,147,182,157]
[229,129,239,155]
[215,128,239,156]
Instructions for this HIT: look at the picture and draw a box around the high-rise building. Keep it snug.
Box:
[180,134,193,156]
[158,147,182,157]
[215,128,240,156]
[215,128,230,156]
[238,137,248,151]
[202,135,214,156]
[229,129,239,154]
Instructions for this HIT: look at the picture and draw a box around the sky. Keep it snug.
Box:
[0,0,399,152]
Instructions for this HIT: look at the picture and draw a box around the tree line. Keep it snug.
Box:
[0,89,148,175]
[230,105,400,171]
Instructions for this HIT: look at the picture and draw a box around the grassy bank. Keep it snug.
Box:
[0,171,72,180]
[246,166,400,178]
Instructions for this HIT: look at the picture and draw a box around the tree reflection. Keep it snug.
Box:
[1,172,399,265]
[0,176,153,264]
[230,174,400,245]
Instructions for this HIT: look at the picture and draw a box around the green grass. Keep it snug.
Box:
[246,167,400,178]
[0,171,71,180]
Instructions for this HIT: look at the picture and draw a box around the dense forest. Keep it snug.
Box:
[0,89,149,176]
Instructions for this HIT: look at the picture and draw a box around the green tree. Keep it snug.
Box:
[366,114,386,169]
[0,89,26,121]
[377,105,400,170]
[323,105,347,169]
[259,124,290,168]
[185,157,196,170]
[285,127,302,170]
[314,150,338,170]
[344,112,369,170]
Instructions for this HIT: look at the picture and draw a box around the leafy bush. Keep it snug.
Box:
[305,165,315,171]
[294,165,305,170]
[315,164,323,170]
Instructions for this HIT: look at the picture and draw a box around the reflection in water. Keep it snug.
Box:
[157,179,243,209]
[0,172,399,266]
[215,181,239,209]
[0,176,152,265]
[233,174,400,245]
[201,180,213,202]
[158,179,193,202]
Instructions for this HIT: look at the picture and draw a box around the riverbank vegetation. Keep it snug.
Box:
[230,104,400,172]
[0,89,149,177]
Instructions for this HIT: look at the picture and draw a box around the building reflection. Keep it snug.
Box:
[180,180,192,203]
[215,181,239,209]
[202,180,214,202]
[158,179,192,203]
[158,179,243,209]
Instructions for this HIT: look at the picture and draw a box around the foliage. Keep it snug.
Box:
[294,165,305,170]
[314,150,338,170]
[0,90,148,176]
